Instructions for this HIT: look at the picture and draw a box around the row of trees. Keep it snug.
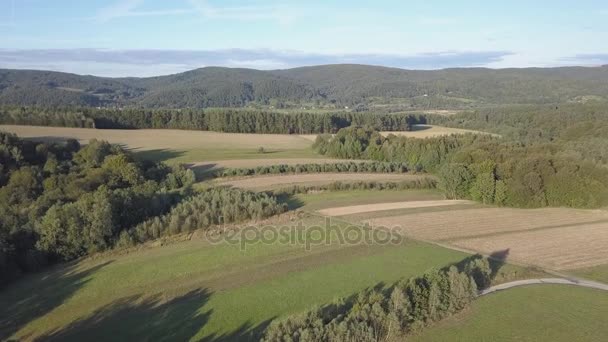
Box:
[269,178,438,197]
[217,161,411,178]
[0,106,425,134]
[262,255,494,341]
[0,133,197,286]
[119,187,286,247]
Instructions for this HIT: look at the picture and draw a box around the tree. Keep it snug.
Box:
[438,163,474,199]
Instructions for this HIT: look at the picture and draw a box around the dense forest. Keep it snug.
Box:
[0,132,283,286]
[313,121,608,208]
[0,106,423,133]
[2,65,608,109]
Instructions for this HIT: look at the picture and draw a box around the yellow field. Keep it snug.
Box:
[0,125,313,150]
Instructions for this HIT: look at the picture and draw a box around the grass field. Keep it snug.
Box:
[0,216,478,341]
[294,189,445,211]
[412,285,608,342]
[572,264,608,284]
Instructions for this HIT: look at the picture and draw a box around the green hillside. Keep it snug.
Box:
[2,65,608,109]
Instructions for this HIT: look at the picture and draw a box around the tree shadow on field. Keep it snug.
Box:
[38,289,213,342]
[0,261,113,341]
[186,163,225,181]
[274,193,305,210]
[488,249,510,279]
[131,148,185,163]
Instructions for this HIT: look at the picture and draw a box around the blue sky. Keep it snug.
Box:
[1,0,608,76]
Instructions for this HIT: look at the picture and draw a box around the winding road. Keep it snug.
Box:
[479,278,608,296]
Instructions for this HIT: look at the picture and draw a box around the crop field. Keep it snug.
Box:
[300,191,608,271]
[1,215,481,341]
[411,285,608,342]
[0,125,322,165]
[214,173,426,190]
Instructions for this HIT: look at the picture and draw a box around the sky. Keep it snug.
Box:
[1,0,608,77]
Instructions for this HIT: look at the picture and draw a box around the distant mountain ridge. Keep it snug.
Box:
[1,64,608,109]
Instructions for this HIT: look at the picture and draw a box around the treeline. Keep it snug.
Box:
[314,126,608,208]
[313,126,494,172]
[217,161,411,178]
[269,178,438,197]
[427,103,608,165]
[0,106,425,134]
[0,133,198,285]
[118,188,286,247]
[262,255,494,341]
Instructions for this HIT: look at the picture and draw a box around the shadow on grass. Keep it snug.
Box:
[0,261,113,341]
[274,193,306,210]
[36,287,274,342]
[410,124,432,132]
[38,289,213,342]
[132,149,186,163]
[186,163,225,181]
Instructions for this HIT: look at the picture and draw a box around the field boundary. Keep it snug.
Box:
[479,278,608,296]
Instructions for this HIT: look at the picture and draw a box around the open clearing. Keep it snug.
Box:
[318,200,472,216]
[304,191,608,271]
[215,173,427,190]
[412,285,608,342]
[381,124,497,138]
[1,217,481,341]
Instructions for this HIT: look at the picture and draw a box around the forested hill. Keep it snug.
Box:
[2,64,608,109]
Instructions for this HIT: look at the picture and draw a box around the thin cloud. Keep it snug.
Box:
[187,0,298,25]
[93,0,189,22]
[0,48,514,77]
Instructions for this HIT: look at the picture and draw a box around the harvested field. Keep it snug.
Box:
[0,125,313,151]
[364,207,608,241]
[336,205,608,271]
[317,200,471,216]
[452,222,608,270]
[216,173,425,190]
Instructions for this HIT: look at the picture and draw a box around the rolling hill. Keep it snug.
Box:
[1,64,608,109]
